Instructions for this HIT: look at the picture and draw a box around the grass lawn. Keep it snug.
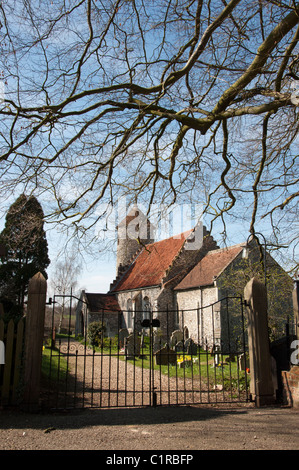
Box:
[124,350,249,391]
[41,344,69,385]
[42,334,249,395]
[92,336,249,392]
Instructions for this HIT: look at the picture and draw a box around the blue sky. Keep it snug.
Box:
[1,193,296,300]
[0,1,297,294]
[0,186,297,300]
[44,205,262,296]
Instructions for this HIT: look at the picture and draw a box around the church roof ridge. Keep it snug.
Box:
[174,244,244,290]
[110,229,195,292]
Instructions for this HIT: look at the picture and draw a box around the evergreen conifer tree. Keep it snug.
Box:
[0,194,50,317]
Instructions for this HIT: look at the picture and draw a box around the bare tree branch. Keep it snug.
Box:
[0,0,298,270]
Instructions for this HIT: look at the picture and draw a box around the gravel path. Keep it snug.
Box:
[42,340,247,409]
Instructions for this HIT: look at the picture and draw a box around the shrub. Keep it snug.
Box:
[87,321,106,347]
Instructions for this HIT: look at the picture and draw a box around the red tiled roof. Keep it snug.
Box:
[174,245,244,290]
[85,293,120,312]
[112,231,192,291]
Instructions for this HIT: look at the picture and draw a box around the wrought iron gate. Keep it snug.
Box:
[41,294,250,410]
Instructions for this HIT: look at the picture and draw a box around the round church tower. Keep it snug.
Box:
[116,207,155,275]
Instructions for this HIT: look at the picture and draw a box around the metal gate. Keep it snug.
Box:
[41,295,250,410]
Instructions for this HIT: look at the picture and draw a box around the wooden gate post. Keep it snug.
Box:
[23,272,47,412]
[244,277,275,407]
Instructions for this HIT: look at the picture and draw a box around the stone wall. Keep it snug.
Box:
[155,227,219,342]
[88,310,121,337]
[156,287,179,338]
[116,286,161,332]
[175,286,219,349]
[114,226,219,340]
[75,295,121,338]
[116,285,190,340]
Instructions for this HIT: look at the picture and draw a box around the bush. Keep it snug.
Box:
[87,321,105,347]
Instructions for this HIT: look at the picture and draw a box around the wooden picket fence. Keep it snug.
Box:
[0,318,25,406]
[0,272,47,411]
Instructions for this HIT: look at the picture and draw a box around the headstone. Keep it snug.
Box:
[153,333,163,354]
[125,332,141,359]
[185,338,198,355]
[170,329,183,347]
[155,344,177,366]
[119,328,129,348]
[174,340,184,352]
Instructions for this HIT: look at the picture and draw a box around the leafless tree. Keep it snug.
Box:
[50,249,82,332]
[0,0,298,272]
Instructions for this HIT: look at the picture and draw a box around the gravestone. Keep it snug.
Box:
[185,338,198,355]
[125,332,141,359]
[119,328,129,348]
[170,329,183,347]
[153,333,163,354]
[155,344,177,366]
[175,340,184,352]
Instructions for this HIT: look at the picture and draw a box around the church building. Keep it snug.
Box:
[75,207,293,349]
